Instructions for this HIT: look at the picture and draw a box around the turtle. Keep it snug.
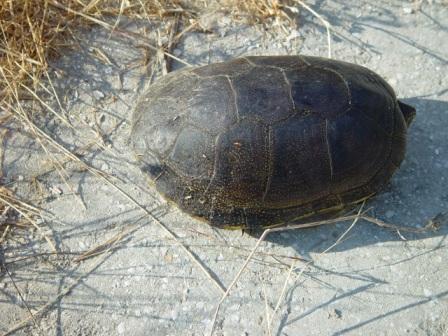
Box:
[130,55,416,230]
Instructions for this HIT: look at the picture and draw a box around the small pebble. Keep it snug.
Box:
[402,7,414,14]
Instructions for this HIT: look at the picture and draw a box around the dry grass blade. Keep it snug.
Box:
[0,192,42,216]
[0,186,55,251]
[224,0,292,24]
[1,0,330,329]
[260,275,272,336]
[48,0,194,66]
[268,258,296,331]
[267,202,365,332]
[209,202,434,335]
[291,0,332,58]
[0,193,56,252]
[3,64,225,294]
[74,229,128,262]
[1,240,117,336]
[93,173,227,294]
[1,260,43,335]
[2,96,87,211]
[0,225,11,244]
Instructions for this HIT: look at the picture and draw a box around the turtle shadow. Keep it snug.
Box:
[259,97,448,255]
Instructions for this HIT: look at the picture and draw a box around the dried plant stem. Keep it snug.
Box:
[209,228,268,335]
[93,174,227,294]
[0,46,42,66]
[16,82,70,127]
[293,0,332,58]
[0,68,87,211]
[0,193,42,216]
[210,203,432,335]
[12,104,87,210]
[164,13,181,73]
[7,100,225,292]
[3,70,224,293]
[268,203,365,332]
[74,228,129,262]
[0,195,56,252]
[48,0,194,67]
[2,243,116,336]
[0,225,11,244]
[268,259,296,331]
[260,276,272,336]
[1,260,42,336]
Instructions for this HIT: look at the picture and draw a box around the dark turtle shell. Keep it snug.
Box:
[131,56,415,229]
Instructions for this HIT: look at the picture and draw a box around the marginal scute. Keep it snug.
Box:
[349,76,395,135]
[232,66,294,123]
[147,70,199,100]
[389,106,408,167]
[244,55,309,70]
[193,58,253,77]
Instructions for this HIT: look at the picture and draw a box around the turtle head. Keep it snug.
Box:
[397,100,416,127]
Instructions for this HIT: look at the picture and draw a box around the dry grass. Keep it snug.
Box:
[223,0,293,24]
[0,0,292,106]
[0,0,294,236]
[0,185,54,249]
[0,1,295,332]
[0,1,356,334]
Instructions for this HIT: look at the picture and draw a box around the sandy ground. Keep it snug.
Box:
[1,1,448,335]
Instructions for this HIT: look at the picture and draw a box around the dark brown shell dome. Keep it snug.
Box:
[131,56,415,229]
